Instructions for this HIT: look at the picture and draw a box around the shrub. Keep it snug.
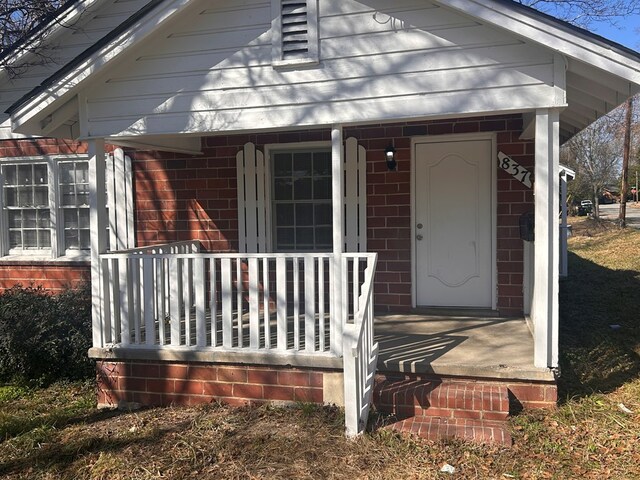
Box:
[0,285,93,386]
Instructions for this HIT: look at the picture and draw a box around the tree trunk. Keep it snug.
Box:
[619,97,633,227]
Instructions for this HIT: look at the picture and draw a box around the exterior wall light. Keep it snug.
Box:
[385,144,397,171]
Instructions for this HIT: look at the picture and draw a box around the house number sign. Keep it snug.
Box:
[498,152,532,188]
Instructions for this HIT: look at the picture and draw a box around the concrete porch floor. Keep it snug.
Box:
[374,314,554,381]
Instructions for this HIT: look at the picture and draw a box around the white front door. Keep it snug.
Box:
[414,138,493,308]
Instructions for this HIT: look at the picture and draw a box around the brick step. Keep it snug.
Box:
[374,375,510,422]
[383,416,513,446]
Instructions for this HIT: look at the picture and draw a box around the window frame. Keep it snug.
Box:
[0,155,91,260]
[271,0,319,68]
[265,141,332,252]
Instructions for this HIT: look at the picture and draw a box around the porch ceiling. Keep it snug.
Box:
[375,314,554,381]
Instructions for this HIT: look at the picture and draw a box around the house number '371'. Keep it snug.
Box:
[498,152,532,188]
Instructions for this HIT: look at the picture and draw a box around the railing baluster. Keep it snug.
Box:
[143,257,155,346]
[132,257,141,344]
[236,258,243,348]
[249,257,259,349]
[118,257,130,345]
[293,256,300,351]
[169,257,181,346]
[157,257,165,345]
[304,256,315,352]
[276,256,287,351]
[221,258,233,348]
[210,258,218,347]
[318,258,325,352]
[263,257,270,349]
[195,257,206,347]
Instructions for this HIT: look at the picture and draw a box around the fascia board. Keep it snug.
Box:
[435,0,640,87]
[10,0,192,133]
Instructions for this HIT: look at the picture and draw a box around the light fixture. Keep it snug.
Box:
[385,144,397,171]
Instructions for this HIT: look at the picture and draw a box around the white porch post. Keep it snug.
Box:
[533,109,560,368]
[89,139,108,348]
[560,171,569,277]
[331,125,344,356]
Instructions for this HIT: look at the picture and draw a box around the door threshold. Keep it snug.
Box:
[412,307,499,318]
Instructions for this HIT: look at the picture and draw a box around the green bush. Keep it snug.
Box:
[0,285,93,386]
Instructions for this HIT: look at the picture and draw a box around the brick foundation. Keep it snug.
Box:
[96,360,328,408]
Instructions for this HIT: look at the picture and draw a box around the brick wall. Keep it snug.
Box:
[0,138,90,292]
[97,360,326,408]
[131,114,533,315]
[0,260,90,292]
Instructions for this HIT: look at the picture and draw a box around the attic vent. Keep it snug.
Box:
[281,1,309,59]
[272,0,318,66]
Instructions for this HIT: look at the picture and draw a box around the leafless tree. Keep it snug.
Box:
[0,0,71,76]
[518,0,640,27]
[563,111,623,218]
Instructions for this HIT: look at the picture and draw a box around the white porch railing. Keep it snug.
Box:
[342,253,379,436]
[97,243,375,357]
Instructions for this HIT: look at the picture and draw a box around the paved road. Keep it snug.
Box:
[598,203,640,228]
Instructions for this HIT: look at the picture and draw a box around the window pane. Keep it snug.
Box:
[313,177,330,200]
[18,165,31,185]
[60,163,74,184]
[273,154,292,177]
[316,227,332,248]
[295,204,313,226]
[8,211,21,228]
[17,187,33,206]
[39,230,51,248]
[293,178,312,200]
[79,209,90,228]
[276,227,294,247]
[65,230,79,249]
[37,210,50,228]
[61,186,75,206]
[3,165,17,185]
[79,230,90,249]
[23,210,37,228]
[76,162,89,184]
[23,230,37,247]
[313,152,330,175]
[296,227,314,246]
[76,185,89,206]
[274,178,292,201]
[34,186,48,206]
[64,209,78,228]
[276,204,294,226]
[33,164,47,184]
[314,204,331,225]
[9,231,21,248]
[292,153,312,177]
[5,187,18,206]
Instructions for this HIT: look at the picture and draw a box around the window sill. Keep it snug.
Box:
[272,58,320,70]
[0,255,90,266]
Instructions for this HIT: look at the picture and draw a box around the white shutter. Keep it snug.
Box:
[237,142,268,253]
[344,137,367,252]
[106,148,135,250]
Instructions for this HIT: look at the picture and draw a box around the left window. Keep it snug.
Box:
[1,157,94,258]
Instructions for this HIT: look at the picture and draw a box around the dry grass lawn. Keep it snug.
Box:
[0,217,638,479]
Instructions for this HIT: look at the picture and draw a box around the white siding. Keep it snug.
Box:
[0,0,151,137]
[80,0,559,137]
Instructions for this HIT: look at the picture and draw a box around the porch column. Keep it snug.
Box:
[331,125,344,356]
[88,138,109,348]
[560,170,569,277]
[533,109,560,369]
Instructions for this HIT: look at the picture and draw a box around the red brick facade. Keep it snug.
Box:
[97,360,325,408]
[132,114,533,315]
[0,139,90,292]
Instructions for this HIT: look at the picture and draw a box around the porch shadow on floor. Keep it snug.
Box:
[375,314,554,381]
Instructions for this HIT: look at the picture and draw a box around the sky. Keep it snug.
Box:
[590,15,640,50]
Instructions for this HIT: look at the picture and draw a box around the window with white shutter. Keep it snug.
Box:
[271,0,319,67]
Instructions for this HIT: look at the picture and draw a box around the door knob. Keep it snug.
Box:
[417,223,423,229]
[416,234,423,241]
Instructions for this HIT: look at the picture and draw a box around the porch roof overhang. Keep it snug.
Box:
[4,0,640,146]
